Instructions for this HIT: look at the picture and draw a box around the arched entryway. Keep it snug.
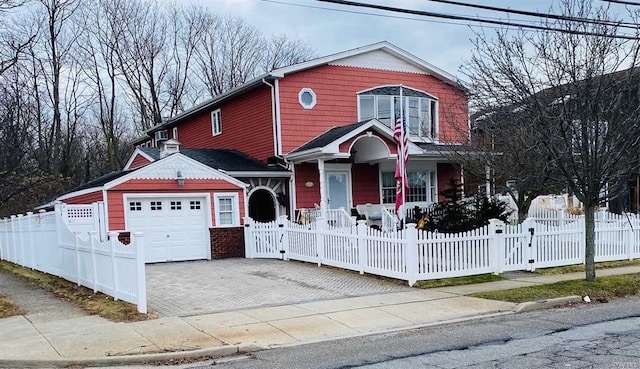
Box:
[248,188,277,222]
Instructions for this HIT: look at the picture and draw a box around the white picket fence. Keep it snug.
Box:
[244,213,640,286]
[0,204,147,313]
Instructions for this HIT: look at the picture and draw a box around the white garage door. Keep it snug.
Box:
[126,197,209,263]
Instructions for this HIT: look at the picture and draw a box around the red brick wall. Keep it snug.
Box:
[210,227,245,259]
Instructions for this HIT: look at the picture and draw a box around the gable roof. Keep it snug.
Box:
[142,41,465,136]
[285,119,422,161]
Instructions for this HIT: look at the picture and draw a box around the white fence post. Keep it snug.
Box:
[489,219,504,275]
[405,224,418,286]
[578,216,586,264]
[74,232,82,285]
[10,215,16,264]
[88,231,98,293]
[357,220,367,275]
[244,217,254,258]
[316,217,326,266]
[108,231,120,301]
[626,220,634,261]
[278,215,289,260]
[25,212,34,269]
[17,214,25,266]
[132,232,147,314]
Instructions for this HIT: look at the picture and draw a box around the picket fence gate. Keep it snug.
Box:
[244,214,640,285]
[0,203,147,313]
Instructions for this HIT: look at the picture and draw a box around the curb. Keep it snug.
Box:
[514,295,583,313]
[0,344,265,369]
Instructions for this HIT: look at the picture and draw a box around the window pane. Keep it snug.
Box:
[377,96,392,127]
[430,100,437,138]
[219,212,233,225]
[359,95,374,120]
[408,97,420,136]
[219,198,232,212]
[381,171,396,204]
[407,172,427,202]
[420,98,430,137]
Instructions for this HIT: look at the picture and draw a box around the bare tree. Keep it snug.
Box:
[462,0,640,281]
[262,35,315,72]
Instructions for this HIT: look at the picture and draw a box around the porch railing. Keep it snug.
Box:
[297,207,354,228]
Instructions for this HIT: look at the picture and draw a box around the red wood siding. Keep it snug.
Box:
[128,154,153,169]
[295,163,380,209]
[62,190,104,204]
[106,179,245,230]
[294,163,320,209]
[437,163,461,202]
[174,85,274,162]
[279,65,468,153]
[352,163,380,205]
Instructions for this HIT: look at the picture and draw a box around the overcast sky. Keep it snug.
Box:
[182,0,633,80]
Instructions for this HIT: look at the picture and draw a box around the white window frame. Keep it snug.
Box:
[214,192,240,227]
[379,170,437,205]
[172,127,178,140]
[298,88,317,109]
[357,89,439,141]
[211,109,222,136]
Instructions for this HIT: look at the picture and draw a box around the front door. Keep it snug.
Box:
[326,171,351,210]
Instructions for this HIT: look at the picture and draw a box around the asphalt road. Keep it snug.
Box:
[104,297,640,369]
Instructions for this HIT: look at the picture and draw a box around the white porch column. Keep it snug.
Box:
[289,162,297,220]
[318,158,327,219]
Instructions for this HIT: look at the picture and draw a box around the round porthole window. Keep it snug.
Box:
[298,88,317,109]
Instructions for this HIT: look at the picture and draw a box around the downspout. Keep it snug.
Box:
[262,78,279,158]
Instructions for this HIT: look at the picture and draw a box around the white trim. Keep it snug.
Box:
[105,153,248,190]
[211,108,222,136]
[275,79,283,156]
[324,166,353,210]
[123,148,156,170]
[298,88,317,109]
[123,192,213,228]
[262,78,278,160]
[227,171,291,178]
[213,192,241,227]
[247,186,280,219]
[346,134,392,158]
[172,127,178,140]
[289,162,297,219]
[102,188,110,232]
[356,84,439,101]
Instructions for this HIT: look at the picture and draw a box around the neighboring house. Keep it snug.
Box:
[58,41,469,263]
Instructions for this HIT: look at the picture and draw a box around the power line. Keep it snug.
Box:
[425,0,639,29]
[600,0,640,6]
[259,0,541,30]
[316,0,639,40]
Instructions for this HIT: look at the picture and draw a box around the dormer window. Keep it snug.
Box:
[358,86,438,141]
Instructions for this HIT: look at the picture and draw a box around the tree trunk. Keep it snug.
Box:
[584,204,596,281]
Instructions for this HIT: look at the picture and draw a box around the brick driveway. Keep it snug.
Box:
[146,259,411,317]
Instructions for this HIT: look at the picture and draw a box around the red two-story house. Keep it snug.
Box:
[58,41,468,263]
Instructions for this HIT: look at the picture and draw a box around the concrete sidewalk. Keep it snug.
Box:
[1,266,638,368]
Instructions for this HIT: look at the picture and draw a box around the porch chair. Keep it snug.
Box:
[355,203,383,229]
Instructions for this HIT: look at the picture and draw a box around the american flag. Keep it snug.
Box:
[393,115,408,218]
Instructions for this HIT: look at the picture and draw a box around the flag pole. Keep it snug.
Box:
[400,85,406,227]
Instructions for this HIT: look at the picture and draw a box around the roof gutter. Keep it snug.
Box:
[262,78,279,158]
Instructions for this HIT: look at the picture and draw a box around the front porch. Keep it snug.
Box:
[284,120,461,229]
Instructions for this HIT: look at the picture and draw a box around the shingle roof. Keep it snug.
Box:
[139,147,288,173]
[67,170,135,193]
[289,121,370,154]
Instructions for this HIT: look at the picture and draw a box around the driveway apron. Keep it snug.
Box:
[146,259,411,317]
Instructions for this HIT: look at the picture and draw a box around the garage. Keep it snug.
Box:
[125,196,210,263]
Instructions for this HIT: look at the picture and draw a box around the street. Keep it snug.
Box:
[189,297,640,369]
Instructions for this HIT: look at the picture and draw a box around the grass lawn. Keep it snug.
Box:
[534,259,640,275]
[471,273,640,303]
[0,294,24,318]
[0,261,156,322]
